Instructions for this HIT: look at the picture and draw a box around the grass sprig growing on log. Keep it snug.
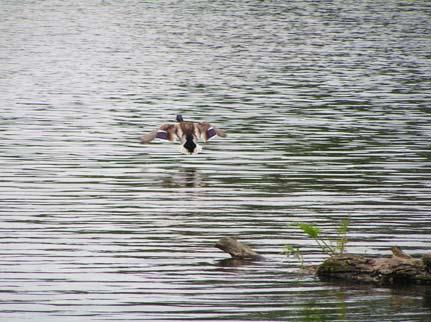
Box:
[285,218,350,260]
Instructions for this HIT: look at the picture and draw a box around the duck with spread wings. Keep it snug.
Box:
[140,115,227,155]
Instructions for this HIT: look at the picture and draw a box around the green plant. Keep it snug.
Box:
[285,218,350,259]
[297,223,336,255]
[336,218,349,254]
[283,244,304,268]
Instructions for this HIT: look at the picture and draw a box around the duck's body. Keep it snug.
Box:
[140,115,226,155]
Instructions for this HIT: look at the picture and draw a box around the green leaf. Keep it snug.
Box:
[337,218,349,235]
[297,223,320,239]
[284,244,295,256]
[335,218,350,254]
[284,244,304,269]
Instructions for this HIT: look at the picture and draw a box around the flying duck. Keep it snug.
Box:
[140,115,227,155]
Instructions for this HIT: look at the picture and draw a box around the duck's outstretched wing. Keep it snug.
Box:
[197,122,227,142]
[140,124,178,144]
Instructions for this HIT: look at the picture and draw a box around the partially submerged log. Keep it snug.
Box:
[317,247,431,286]
[215,238,430,286]
[215,237,263,260]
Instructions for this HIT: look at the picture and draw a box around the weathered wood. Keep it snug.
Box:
[215,237,263,260]
[422,254,431,271]
[391,246,412,259]
[214,238,430,286]
[317,247,431,286]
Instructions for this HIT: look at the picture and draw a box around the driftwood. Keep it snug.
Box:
[215,238,431,286]
[215,237,263,260]
[317,247,431,286]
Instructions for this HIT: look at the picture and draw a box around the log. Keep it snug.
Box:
[317,247,431,286]
[422,254,431,271]
[214,237,430,286]
[215,237,263,260]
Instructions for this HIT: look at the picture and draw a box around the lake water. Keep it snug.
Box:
[1,0,431,321]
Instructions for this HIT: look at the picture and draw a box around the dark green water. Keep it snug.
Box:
[1,0,431,321]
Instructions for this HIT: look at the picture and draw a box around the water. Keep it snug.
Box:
[1,0,431,321]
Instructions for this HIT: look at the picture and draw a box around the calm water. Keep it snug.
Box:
[1,0,431,321]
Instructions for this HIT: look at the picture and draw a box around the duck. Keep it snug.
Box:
[140,115,227,155]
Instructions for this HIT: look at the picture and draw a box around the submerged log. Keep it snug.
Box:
[317,247,431,286]
[215,237,263,260]
[422,254,431,271]
[214,237,430,286]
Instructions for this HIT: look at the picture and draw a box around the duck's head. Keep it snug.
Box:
[180,133,202,155]
[177,121,202,155]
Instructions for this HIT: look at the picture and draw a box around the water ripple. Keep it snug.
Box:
[1,0,431,321]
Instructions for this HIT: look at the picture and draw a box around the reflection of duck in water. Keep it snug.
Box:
[140,115,227,155]
[161,167,207,188]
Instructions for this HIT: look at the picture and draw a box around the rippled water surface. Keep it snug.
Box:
[1,0,431,321]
